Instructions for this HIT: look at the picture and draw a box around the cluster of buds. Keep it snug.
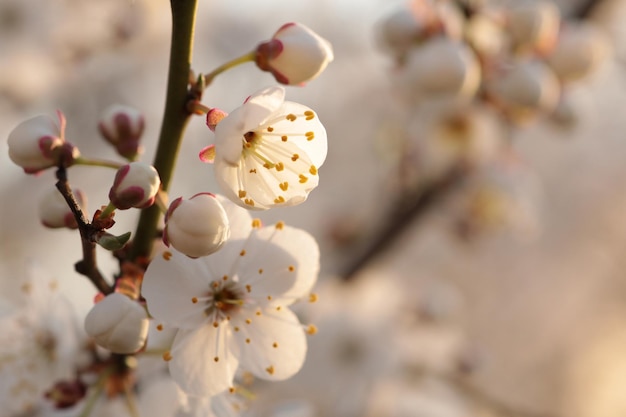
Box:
[375,0,610,238]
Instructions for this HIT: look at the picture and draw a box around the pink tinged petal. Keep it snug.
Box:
[266,101,328,167]
[168,325,238,397]
[253,225,320,303]
[141,250,215,329]
[199,145,216,163]
[230,307,307,380]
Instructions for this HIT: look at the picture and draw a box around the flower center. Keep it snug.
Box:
[204,281,245,320]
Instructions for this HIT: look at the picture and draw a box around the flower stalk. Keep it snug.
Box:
[130,0,199,262]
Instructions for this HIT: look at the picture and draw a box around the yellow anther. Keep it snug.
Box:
[212,281,220,289]
[213,321,219,328]
[309,293,318,303]
[255,311,262,316]
[249,169,257,173]
[240,250,246,256]
[276,162,285,171]
[263,162,275,169]
[273,342,278,348]
[305,131,315,141]
[276,306,282,311]
[238,190,247,198]
[246,319,252,324]
[259,268,264,274]
[281,135,288,142]
[214,357,219,362]
[279,182,289,191]
[267,295,272,300]
[252,218,262,228]
[286,114,297,121]
[292,154,299,161]
[229,387,236,393]
[306,324,318,335]
[267,126,274,132]
[246,338,251,344]
[266,365,275,375]
[309,165,318,175]
[288,265,295,272]
[191,297,198,304]
[223,275,229,281]
[244,198,255,206]
[244,142,252,149]
[163,251,172,261]
[299,174,308,183]
[276,221,285,230]
[274,196,285,204]
[162,351,173,362]
[156,324,163,331]
[234,326,240,332]
[304,110,315,120]
[246,284,252,293]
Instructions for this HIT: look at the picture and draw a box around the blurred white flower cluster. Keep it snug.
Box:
[375,0,610,239]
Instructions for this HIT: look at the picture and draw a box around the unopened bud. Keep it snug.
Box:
[38,187,87,229]
[546,22,609,83]
[7,110,80,174]
[109,162,160,210]
[84,292,149,354]
[163,193,230,258]
[255,22,334,85]
[506,0,560,54]
[98,104,145,160]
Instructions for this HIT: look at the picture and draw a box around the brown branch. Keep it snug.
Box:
[55,167,113,295]
[340,166,465,280]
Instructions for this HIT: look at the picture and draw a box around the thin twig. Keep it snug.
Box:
[341,166,465,280]
[55,167,113,295]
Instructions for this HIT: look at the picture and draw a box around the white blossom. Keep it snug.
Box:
[141,197,320,397]
[38,187,86,229]
[211,86,327,210]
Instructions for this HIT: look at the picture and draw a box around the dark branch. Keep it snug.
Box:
[55,167,113,295]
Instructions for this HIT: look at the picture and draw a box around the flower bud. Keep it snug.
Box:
[98,104,145,160]
[205,108,228,132]
[163,193,230,258]
[7,111,80,174]
[397,37,481,103]
[109,162,160,210]
[546,22,609,83]
[38,187,87,229]
[376,8,428,59]
[255,22,333,85]
[84,292,149,354]
[506,0,560,54]
[487,60,560,119]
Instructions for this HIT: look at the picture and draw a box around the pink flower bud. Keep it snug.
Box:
[84,292,149,354]
[109,162,160,210]
[98,104,145,160]
[255,22,334,85]
[38,187,87,229]
[7,111,80,174]
[163,193,230,258]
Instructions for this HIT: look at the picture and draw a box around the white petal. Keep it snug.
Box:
[215,87,285,165]
[168,325,238,397]
[263,101,327,167]
[215,194,253,239]
[141,250,214,329]
[235,230,301,303]
[253,224,320,303]
[230,307,306,380]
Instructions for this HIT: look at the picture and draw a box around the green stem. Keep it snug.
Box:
[100,202,116,219]
[79,366,114,417]
[203,51,256,86]
[75,157,124,170]
[130,0,199,261]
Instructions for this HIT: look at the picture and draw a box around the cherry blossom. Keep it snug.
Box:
[209,86,327,210]
[141,197,320,397]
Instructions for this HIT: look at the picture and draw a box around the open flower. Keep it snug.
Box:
[255,22,333,85]
[141,197,320,397]
[208,86,327,210]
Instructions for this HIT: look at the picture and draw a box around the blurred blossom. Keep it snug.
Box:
[0,261,83,416]
[505,0,561,55]
[38,187,87,230]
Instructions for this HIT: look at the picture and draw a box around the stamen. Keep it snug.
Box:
[266,365,275,375]
[309,293,318,303]
[306,324,318,335]
[162,351,172,362]
[163,251,172,261]
[299,174,308,183]
[279,182,289,191]
[286,114,297,121]
[304,110,315,120]
[156,324,163,331]
[276,221,285,230]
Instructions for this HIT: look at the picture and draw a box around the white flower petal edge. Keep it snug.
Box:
[212,86,327,210]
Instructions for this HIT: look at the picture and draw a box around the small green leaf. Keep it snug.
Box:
[97,231,132,251]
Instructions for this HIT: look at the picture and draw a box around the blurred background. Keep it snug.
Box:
[2,0,626,416]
